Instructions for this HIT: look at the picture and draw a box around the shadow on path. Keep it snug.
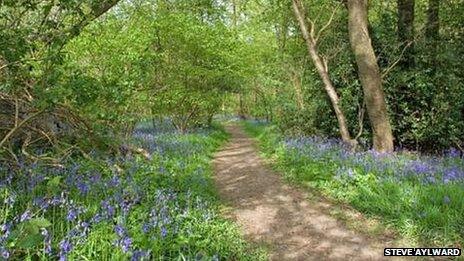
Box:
[213,124,398,261]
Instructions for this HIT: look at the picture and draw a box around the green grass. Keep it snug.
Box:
[242,121,464,248]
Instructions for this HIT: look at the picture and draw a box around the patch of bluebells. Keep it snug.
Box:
[0,122,222,260]
[282,135,464,184]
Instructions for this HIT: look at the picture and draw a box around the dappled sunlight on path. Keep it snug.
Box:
[213,125,398,260]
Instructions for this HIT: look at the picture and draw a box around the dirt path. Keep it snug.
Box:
[213,125,396,260]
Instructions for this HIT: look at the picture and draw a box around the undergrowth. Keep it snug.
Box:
[0,121,265,260]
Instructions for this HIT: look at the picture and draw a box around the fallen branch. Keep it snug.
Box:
[0,109,45,148]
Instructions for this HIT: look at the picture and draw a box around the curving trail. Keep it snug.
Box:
[213,124,397,261]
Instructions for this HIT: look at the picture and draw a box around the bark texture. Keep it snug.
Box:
[397,0,415,68]
[291,0,354,145]
[347,0,394,152]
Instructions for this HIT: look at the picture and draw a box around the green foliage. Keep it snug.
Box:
[234,0,464,152]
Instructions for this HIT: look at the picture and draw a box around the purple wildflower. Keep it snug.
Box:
[59,239,72,261]
[131,250,150,261]
[114,225,125,237]
[0,222,12,241]
[1,247,9,259]
[142,223,151,233]
[90,213,103,224]
[33,197,50,209]
[445,148,461,158]
[90,172,102,183]
[443,167,463,183]
[121,237,132,253]
[66,208,78,221]
[101,200,115,217]
[160,227,168,238]
[41,228,52,254]
[79,221,90,236]
[76,182,89,195]
[20,209,32,222]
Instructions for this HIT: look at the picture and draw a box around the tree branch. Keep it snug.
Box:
[381,41,413,79]
[0,110,45,148]
[315,4,340,43]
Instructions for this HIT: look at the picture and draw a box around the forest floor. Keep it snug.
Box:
[213,124,401,260]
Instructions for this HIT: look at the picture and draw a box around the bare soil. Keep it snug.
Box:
[213,124,398,260]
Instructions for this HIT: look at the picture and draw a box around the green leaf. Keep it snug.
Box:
[17,233,43,249]
[29,218,52,228]
[47,176,62,187]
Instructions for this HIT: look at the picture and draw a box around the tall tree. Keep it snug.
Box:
[291,0,355,145]
[426,0,440,70]
[394,0,415,146]
[397,0,415,68]
[347,0,394,153]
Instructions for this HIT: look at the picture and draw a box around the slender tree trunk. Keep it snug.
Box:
[291,70,305,110]
[239,93,246,119]
[397,0,415,68]
[426,0,439,71]
[347,0,394,153]
[291,0,354,144]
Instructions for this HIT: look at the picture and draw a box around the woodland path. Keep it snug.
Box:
[213,124,397,260]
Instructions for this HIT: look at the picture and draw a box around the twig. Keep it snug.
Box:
[315,4,340,43]
[0,110,45,148]
[355,99,366,140]
[381,41,413,79]
[14,97,19,127]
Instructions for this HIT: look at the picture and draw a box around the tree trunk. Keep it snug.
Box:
[426,0,439,71]
[347,0,394,153]
[397,0,415,68]
[238,93,246,119]
[291,0,354,145]
[291,70,305,110]
[394,0,415,146]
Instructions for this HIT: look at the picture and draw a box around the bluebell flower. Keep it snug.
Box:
[90,173,102,183]
[114,225,125,237]
[142,223,151,233]
[131,250,150,261]
[59,239,72,260]
[160,227,168,238]
[90,213,103,224]
[33,197,50,209]
[0,247,9,259]
[67,208,78,221]
[443,167,463,183]
[0,222,12,241]
[41,228,52,254]
[79,221,90,236]
[106,175,120,188]
[76,182,89,195]
[101,200,115,217]
[121,237,132,253]
[445,148,461,158]
[20,209,32,222]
